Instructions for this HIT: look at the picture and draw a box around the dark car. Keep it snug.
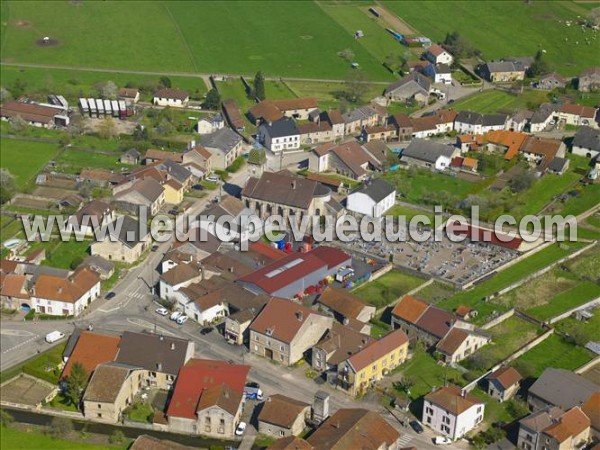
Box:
[200,327,213,335]
[104,292,116,300]
[245,382,260,389]
[168,209,178,215]
[447,99,455,104]
[151,244,159,252]
[192,184,203,191]
[409,421,424,434]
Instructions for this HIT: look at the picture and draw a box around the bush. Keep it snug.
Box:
[109,430,125,444]
[24,310,35,321]
[0,409,13,427]
[226,156,245,173]
[47,417,73,438]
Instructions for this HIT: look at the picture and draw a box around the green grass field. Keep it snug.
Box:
[512,333,594,377]
[525,281,600,320]
[0,427,119,450]
[353,269,426,308]
[285,79,385,110]
[216,79,255,112]
[383,1,600,76]
[0,138,60,188]
[54,149,126,174]
[448,90,551,115]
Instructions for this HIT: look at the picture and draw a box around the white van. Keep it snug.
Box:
[45,331,65,343]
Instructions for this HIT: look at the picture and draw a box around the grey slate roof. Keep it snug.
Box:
[530,103,556,124]
[384,71,431,95]
[160,160,192,184]
[548,157,568,172]
[456,111,507,126]
[259,117,299,138]
[101,216,148,249]
[199,127,243,154]
[353,179,395,203]
[573,126,600,152]
[242,171,321,209]
[115,331,191,375]
[528,368,599,410]
[402,138,455,163]
[434,63,452,74]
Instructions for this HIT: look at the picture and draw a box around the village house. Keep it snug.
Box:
[578,67,600,92]
[383,71,431,103]
[361,140,395,169]
[66,200,115,237]
[481,59,530,82]
[167,359,249,438]
[518,406,592,450]
[316,287,376,328]
[258,394,311,438]
[80,255,114,280]
[158,255,203,302]
[83,363,146,423]
[248,297,333,366]
[423,62,453,84]
[317,109,345,139]
[307,408,401,450]
[535,73,568,91]
[91,215,151,263]
[435,327,490,364]
[519,136,566,173]
[423,385,485,440]
[485,129,530,160]
[346,178,395,218]
[361,124,397,142]
[449,156,479,173]
[527,368,600,412]
[343,103,387,135]
[297,121,334,145]
[456,134,485,152]
[62,331,121,381]
[424,44,454,65]
[308,141,381,181]
[198,195,258,243]
[454,111,508,134]
[144,149,184,165]
[312,322,374,373]
[237,246,351,299]
[487,366,522,402]
[197,113,225,134]
[222,100,246,132]
[242,171,339,221]
[0,101,69,128]
[337,328,409,396]
[249,98,319,124]
[530,103,557,133]
[118,88,140,104]
[556,104,598,128]
[257,117,300,152]
[199,127,244,170]
[224,303,268,345]
[29,267,101,317]
[508,110,534,132]
[572,126,600,159]
[267,437,313,450]
[113,178,165,216]
[120,148,141,165]
[582,392,600,441]
[400,138,457,170]
[547,157,570,175]
[153,88,189,107]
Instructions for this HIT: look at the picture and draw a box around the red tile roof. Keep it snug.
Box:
[249,297,323,344]
[167,359,249,420]
[308,246,351,269]
[0,274,29,299]
[544,407,591,443]
[62,331,120,379]
[347,328,408,372]
[425,385,483,415]
[488,366,522,390]
[559,103,597,118]
[33,267,100,303]
[391,295,428,324]
[248,241,287,263]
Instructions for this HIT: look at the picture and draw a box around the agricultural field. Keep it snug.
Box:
[0,138,60,188]
[54,148,125,174]
[383,0,600,76]
[437,242,586,323]
[0,65,207,103]
[512,333,595,377]
[216,79,256,112]
[353,269,426,308]
[447,90,551,115]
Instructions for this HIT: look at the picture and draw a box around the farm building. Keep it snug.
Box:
[153,88,189,108]
[0,101,69,128]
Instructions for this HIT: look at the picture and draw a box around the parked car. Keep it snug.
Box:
[45,331,65,343]
[155,307,169,316]
[409,421,424,434]
[170,311,182,321]
[200,327,213,335]
[434,437,453,445]
[243,386,264,400]
[235,422,247,436]
[168,209,178,215]
[176,315,188,325]
[192,184,203,191]
[151,244,159,252]
[206,175,220,183]
[246,382,260,389]
[104,292,116,300]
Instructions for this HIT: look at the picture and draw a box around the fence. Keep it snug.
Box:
[575,356,600,375]
[481,309,515,330]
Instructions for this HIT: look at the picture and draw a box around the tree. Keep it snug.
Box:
[159,76,172,88]
[384,53,405,74]
[338,48,355,62]
[133,125,149,141]
[9,115,28,135]
[0,87,12,103]
[253,71,266,100]
[506,398,530,419]
[526,49,550,78]
[443,31,479,61]
[97,80,118,99]
[47,417,74,438]
[65,362,88,409]
[508,170,536,193]
[11,78,27,97]
[98,117,117,139]
[586,7,600,27]
[109,430,125,444]
[0,169,16,205]
[342,70,369,103]
[204,88,221,110]
[248,148,267,166]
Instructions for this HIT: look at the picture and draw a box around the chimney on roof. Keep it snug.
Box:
[170,342,176,350]
[157,362,162,371]
[296,311,303,321]
[160,335,164,341]
[291,181,296,190]
[57,287,63,294]
[229,266,234,273]
[461,390,466,398]
[343,317,349,326]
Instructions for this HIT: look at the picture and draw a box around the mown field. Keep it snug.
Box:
[448,90,551,115]
[353,269,426,308]
[382,0,600,76]
[1,1,392,80]
[0,138,60,188]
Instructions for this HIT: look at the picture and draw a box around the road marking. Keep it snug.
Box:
[0,329,35,337]
[397,434,413,445]
[2,335,39,354]
[98,286,148,312]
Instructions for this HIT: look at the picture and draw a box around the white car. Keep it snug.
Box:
[235,421,247,436]
[170,311,182,321]
[433,436,453,445]
[155,307,169,316]
[176,315,188,325]
[206,175,220,183]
